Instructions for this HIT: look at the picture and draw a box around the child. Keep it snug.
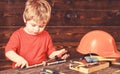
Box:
[5,0,69,69]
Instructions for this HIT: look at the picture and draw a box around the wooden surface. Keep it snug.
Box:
[0,0,120,26]
[0,61,120,74]
[1,26,120,47]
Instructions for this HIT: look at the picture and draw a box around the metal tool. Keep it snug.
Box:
[70,60,99,68]
[40,68,59,74]
[40,67,65,74]
[84,56,116,63]
[26,61,46,69]
[47,60,66,66]
[19,49,69,70]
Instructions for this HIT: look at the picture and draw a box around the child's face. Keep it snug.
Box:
[25,19,46,35]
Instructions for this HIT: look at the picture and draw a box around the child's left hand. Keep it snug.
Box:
[56,49,70,60]
[49,49,70,60]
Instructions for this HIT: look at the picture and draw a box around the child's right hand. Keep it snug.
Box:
[15,57,29,68]
[5,50,29,68]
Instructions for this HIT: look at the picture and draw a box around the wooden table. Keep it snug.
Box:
[0,61,120,74]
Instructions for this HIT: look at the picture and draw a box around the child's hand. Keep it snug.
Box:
[15,57,28,68]
[49,49,70,60]
[61,52,70,60]
[56,49,70,60]
[5,50,29,68]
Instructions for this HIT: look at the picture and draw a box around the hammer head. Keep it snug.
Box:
[84,56,99,63]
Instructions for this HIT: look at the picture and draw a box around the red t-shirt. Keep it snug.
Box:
[5,27,55,68]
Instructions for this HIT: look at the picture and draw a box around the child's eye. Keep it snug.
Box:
[32,24,36,27]
[39,25,45,28]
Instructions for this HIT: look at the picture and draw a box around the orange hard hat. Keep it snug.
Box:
[77,30,120,58]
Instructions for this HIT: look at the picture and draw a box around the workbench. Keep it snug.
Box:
[0,61,120,74]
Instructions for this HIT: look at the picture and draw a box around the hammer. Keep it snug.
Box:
[84,56,116,63]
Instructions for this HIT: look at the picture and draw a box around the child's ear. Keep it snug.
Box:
[23,15,26,23]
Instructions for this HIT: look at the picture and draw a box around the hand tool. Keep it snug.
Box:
[26,61,46,69]
[40,68,59,74]
[84,56,116,63]
[19,49,69,70]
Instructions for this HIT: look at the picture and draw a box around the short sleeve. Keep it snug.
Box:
[5,31,20,53]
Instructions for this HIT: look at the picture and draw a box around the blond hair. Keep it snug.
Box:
[23,0,51,24]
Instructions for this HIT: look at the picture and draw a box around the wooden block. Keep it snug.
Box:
[69,62,109,74]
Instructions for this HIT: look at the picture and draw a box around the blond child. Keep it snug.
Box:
[5,0,69,69]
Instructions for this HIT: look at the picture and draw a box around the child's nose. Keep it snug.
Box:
[34,26,40,31]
